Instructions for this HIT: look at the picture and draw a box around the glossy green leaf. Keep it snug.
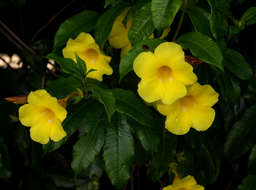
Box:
[177,32,223,70]
[71,122,104,175]
[103,114,134,189]
[186,6,211,36]
[43,100,104,154]
[224,105,256,162]
[128,2,155,45]
[90,85,116,121]
[208,0,228,39]
[54,10,99,50]
[241,7,256,26]
[127,118,160,152]
[119,38,165,81]
[151,0,182,30]
[223,49,252,80]
[112,88,159,127]
[95,2,128,48]
[237,175,256,190]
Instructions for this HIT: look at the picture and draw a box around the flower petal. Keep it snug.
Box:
[30,122,51,144]
[137,77,163,103]
[156,101,179,116]
[18,104,41,127]
[120,43,132,57]
[50,120,67,142]
[188,83,219,107]
[172,61,197,85]
[162,80,187,105]
[165,109,191,135]
[133,52,158,79]
[154,42,184,61]
[190,106,215,131]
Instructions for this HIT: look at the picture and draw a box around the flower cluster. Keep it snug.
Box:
[133,42,219,135]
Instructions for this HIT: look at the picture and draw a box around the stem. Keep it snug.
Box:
[172,0,187,42]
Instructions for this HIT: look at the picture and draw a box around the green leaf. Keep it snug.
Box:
[103,114,134,189]
[112,88,159,127]
[241,7,256,26]
[54,10,99,50]
[147,131,177,182]
[186,6,211,36]
[128,2,155,45]
[104,0,119,8]
[75,54,87,78]
[43,100,104,154]
[46,53,85,81]
[177,32,223,70]
[90,85,116,121]
[127,118,160,152]
[208,0,228,39]
[248,145,256,173]
[94,2,128,48]
[237,175,256,190]
[223,49,253,80]
[71,122,104,175]
[224,105,256,162]
[46,77,82,98]
[151,0,182,30]
[119,38,165,81]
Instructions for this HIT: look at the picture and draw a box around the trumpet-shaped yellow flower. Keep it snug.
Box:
[156,83,219,135]
[63,32,112,81]
[108,8,132,57]
[163,175,204,190]
[18,89,67,144]
[133,42,197,105]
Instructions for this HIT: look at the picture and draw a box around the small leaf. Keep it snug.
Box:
[224,105,256,162]
[71,122,104,175]
[128,2,155,45]
[75,54,87,78]
[241,7,256,26]
[94,2,128,48]
[54,10,99,50]
[151,0,183,30]
[119,38,165,81]
[186,6,211,36]
[112,88,159,127]
[223,49,253,80]
[248,145,256,173]
[43,100,104,154]
[177,32,223,70]
[237,175,256,190]
[90,85,116,121]
[103,114,134,189]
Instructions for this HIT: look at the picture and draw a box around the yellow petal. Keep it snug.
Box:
[188,83,219,107]
[108,32,129,49]
[191,185,205,190]
[154,42,184,62]
[133,52,158,79]
[18,104,41,127]
[173,175,197,188]
[190,106,215,131]
[162,185,174,190]
[156,101,179,116]
[30,122,51,144]
[172,61,198,85]
[162,80,187,105]
[50,120,67,142]
[137,77,163,103]
[28,89,67,122]
[165,108,192,135]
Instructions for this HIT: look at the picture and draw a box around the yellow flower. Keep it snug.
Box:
[108,8,132,57]
[133,42,197,105]
[18,89,67,144]
[156,83,219,135]
[63,32,112,81]
[163,175,204,190]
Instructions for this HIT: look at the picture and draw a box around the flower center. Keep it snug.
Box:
[180,95,197,112]
[41,108,55,124]
[84,48,99,64]
[157,66,172,82]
